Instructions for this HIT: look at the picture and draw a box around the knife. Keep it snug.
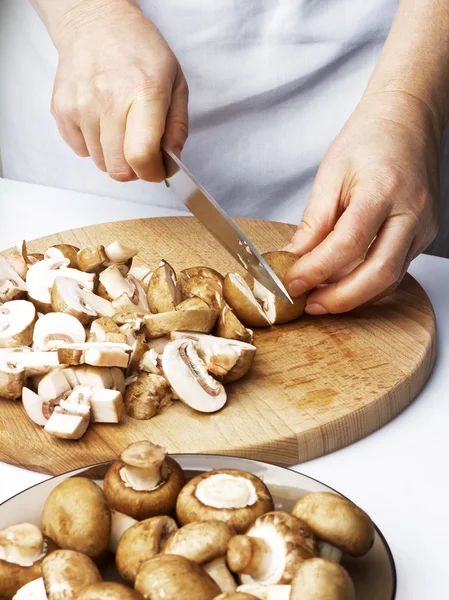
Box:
[162,147,293,304]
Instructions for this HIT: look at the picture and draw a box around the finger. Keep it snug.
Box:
[80,115,107,172]
[100,113,137,182]
[54,119,89,157]
[162,71,189,157]
[285,193,390,297]
[304,216,415,314]
[124,87,170,182]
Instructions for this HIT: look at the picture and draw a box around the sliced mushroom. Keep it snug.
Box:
[139,349,161,374]
[98,265,135,301]
[33,312,85,351]
[134,555,221,600]
[147,336,171,354]
[110,366,126,396]
[0,361,24,400]
[223,274,272,328]
[44,244,79,268]
[116,515,178,583]
[42,477,111,558]
[216,305,254,344]
[108,510,138,553]
[162,339,227,413]
[74,365,113,388]
[112,276,149,313]
[236,584,291,600]
[144,308,218,339]
[163,521,237,592]
[182,266,224,284]
[0,301,36,348]
[0,255,28,303]
[57,342,131,368]
[103,441,185,520]
[124,373,172,420]
[181,276,224,311]
[147,260,182,313]
[42,550,102,600]
[37,369,72,402]
[0,349,60,390]
[78,582,143,600]
[89,317,127,344]
[119,323,139,346]
[12,577,47,600]
[22,387,49,426]
[227,512,316,586]
[4,247,28,280]
[176,297,211,311]
[43,404,91,440]
[66,385,125,423]
[127,337,149,376]
[51,277,114,325]
[176,470,274,534]
[214,594,259,600]
[105,241,138,264]
[76,245,108,273]
[129,266,153,292]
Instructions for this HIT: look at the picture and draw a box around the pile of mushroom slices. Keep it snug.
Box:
[0,239,306,441]
[4,440,376,600]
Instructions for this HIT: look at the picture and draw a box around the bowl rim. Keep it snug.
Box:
[1,453,397,599]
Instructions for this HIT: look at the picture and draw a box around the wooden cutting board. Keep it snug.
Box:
[0,217,436,475]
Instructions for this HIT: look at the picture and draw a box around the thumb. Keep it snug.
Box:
[162,70,189,158]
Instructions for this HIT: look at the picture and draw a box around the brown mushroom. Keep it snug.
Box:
[236,584,291,600]
[44,244,80,268]
[78,582,143,600]
[215,305,254,344]
[77,245,108,273]
[147,260,182,313]
[144,308,218,338]
[214,595,259,600]
[176,297,211,311]
[182,266,224,284]
[42,550,101,600]
[176,469,274,534]
[180,276,224,311]
[124,373,172,419]
[103,441,185,520]
[223,274,272,328]
[289,558,355,600]
[0,301,36,348]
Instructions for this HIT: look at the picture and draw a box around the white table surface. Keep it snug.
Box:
[0,177,448,599]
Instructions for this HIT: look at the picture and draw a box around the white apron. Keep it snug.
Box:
[0,1,447,254]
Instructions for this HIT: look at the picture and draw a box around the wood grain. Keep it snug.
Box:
[0,217,437,475]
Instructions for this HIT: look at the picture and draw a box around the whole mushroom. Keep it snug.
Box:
[236,585,291,600]
[41,549,101,600]
[176,469,274,534]
[103,441,185,520]
[289,558,355,600]
[292,492,375,563]
[78,582,143,600]
[227,512,316,586]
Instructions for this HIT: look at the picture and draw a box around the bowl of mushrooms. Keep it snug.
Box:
[0,441,396,599]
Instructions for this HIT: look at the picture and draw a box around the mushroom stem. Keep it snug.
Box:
[120,441,169,492]
[227,536,272,579]
[204,557,237,593]
[0,524,45,567]
[13,577,48,600]
[318,541,343,564]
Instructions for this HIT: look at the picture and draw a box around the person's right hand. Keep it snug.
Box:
[51,0,188,182]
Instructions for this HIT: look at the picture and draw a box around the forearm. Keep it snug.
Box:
[365,0,449,137]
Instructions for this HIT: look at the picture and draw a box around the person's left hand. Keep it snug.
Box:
[283,91,440,314]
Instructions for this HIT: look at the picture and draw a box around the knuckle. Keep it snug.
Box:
[373,258,401,286]
[52,91,74,118]
[373,165,405,197]
[339,228,368,256]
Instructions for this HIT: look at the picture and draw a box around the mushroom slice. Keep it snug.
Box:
[74,365,114,388]
[162,339,226,413]
[44,244,79,268]
[13,577,47,600]
[176,297,211,311]
[42,550,101,600]
[182,266,224,284]
[147,336,171,354]
[129,266,153,292]
[0,360,25,400]
[223,274,272,328]
[33,312,86,351]
[76,245,108,273]
[125,373,171,420]
[290,558,355,600]
[57,342,131,368]
[0,255,28,303]
[67,385,125,423]
[89,317,127,343]
[163,521,237,593]
[135,555,221,600]
[145,308,218,339]
[216,305,254,344]
[110,366,126,396]
[176,470,274,534]
[0,348,61,378]
[292,492,375,561]
[105,241,138,263]
[116,515,179,583]
[26,258,95,313]
[119,323,138,346]
[22,387,48,426]
[37,369,72,402]
[139,349,161,374]
[4,247,28,280]
[181,276,224,311]
[44,405,90,440]
[227,512,316,586]
[0,301,36,348]
[98,265,134,301]
[103,441,185,521]
[78,582,143,600]
[51,277,115,325]
[236,584,291,600]
[147,260,182,313]
[112,277,150,313]
[108,510,138,553]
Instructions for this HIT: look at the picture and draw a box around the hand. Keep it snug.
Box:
[284,92,440,314]
[51,1,188,182]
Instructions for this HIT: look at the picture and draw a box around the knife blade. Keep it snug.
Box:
[162,146,293,304]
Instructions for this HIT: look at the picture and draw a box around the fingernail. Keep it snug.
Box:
[305,303,328,315]
[281,243,294,252]
[288,279,308,297]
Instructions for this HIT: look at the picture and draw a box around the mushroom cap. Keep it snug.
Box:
[42,549,101,600]
[103,456,185,520]
[292,492,374,557]
[33,312,86,351]
[214,595,259,600]
[0,301,36,348]
[176,470,274,534]
[45,244,80,268]
[116,515,178,583]
[163,520,235,564]
[105,241,138,264]
[180,277,224,311]
[41,477,111,558]
[78,582,143,600]
[176,297,211,311]
[135,554,221,600]
[290,558,355,600]
[215,305,254,344]
[144,309,218,338]
[124,373,171,420]
[223,274,272,328]
[182,267,224,283]
[147,261,182,313]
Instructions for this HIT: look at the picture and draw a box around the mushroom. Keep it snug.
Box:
[120,323,139,346]
[12,577,47,600]
[291,492,375,562]
[103,441,185,520]
[98,266,148,310]
[44,244,79,268]
[4,247,28,280]
[226,512,316,586]
[182,266,224,284]
[129,265,153,292]
[26,258,95,313]
[0,300,36,348]
[88,317,127,344]
[0,349,60,400]
[162,339,227,412]
[144,308,218,338]
[51,277,115,324]
[0,360,24,400]
[66,385,125,423]
[180,276,224,311]
[104,241,138,264]
[33,312,86,351]
[214,595,259,600]
[22,387,50,426]
[57,342,131,368]
[78,582,143,600]
[0,255,28,303]
[43,403,91,440]
[223,274,272,328]
[176,469,274,534]
[37,369,72,403]
[170,332,256,383]
[74,365,113,388]
[176,297,211,311]
[115,515,178,583]
[124,373,172,419]
[147,335,171,354]
[126,337,150,376]
[236,585,291,600]
[147,260,182,313]
[215,305,254,344]
[289,558,355,600]
[0,523,57,600]
[112,310,147,330]
[76,245,108,273]
[134,555,221,600]
[41,477,111,558]
[41,550,102,600]
[108,510,137,553]
[163,521,237,592]
[139,349,161,374]
[111,276,149,313]
[110,366,126,396]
